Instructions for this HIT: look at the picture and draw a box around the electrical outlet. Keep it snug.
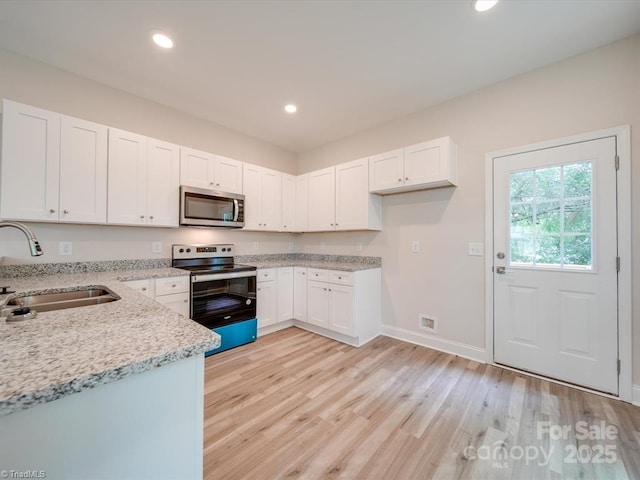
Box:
[151,241,162,254]
[355,242,362,251]
[411,240,420,253]
[419,314,437,332]
[468,243,483,256]
[253,241,259,251]
[59,241,72,256]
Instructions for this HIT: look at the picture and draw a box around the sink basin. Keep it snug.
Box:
[5,287,120,314]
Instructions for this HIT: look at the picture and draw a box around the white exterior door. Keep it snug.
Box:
[493,137,619,394]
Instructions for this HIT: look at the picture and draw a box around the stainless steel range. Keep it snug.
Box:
[172,244,257,355]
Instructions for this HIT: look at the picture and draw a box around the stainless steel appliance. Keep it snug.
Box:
[179,186,245,228]
[172,244,257,355]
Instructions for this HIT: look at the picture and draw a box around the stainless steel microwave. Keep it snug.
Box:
[180,186,245,228]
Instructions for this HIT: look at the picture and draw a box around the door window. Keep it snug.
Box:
[509,161,592,269]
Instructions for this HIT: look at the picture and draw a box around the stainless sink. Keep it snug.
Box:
[4,286,120,316]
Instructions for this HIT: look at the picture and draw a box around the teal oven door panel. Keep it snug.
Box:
[206,318,257,356]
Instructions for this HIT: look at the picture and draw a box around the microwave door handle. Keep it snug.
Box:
[233,199,239,222]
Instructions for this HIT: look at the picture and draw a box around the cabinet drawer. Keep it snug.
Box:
[307,268,329,282]
[329,271,354,286]
[155,276,190,296]
[257,268,277,282]
[124,279,154,298]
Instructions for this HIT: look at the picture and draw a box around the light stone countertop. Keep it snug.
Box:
[0,267,220,417]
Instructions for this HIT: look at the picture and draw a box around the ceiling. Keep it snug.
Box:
[0,1,639,153]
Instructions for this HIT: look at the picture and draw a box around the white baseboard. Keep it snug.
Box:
[380,325,487,363]
[633,385,640,407]
[257,320,294,337]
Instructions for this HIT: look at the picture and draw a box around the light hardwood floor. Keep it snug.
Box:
[203,327,640,479]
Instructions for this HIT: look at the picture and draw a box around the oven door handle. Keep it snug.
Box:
[192,270,256,283]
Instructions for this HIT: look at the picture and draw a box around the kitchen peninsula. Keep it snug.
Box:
[0,263,219,479]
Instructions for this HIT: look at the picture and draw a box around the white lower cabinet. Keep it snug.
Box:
[123,276,189,317]
[302,268,381,345]
[293,267,307,322]
[257,268,278,328]
[277,267,294,322]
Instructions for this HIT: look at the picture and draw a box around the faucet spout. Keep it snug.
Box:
[0,222,44,256]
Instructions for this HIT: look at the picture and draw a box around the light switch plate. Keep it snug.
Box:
[411,240,420,253]
[468,243,484,256]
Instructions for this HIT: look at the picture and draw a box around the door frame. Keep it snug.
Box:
[484,126,632,402]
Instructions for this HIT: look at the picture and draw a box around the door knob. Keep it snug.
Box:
[496,266,506,274]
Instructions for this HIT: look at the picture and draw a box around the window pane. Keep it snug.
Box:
[564,235,592,267]
[511,171,534,202]
[535,166,561,200]
[536,201,561,234]
[564,199,591,233]
[537,236,561,265]
[511,203,535,233]
[563,162,592,199]
[511,236,535,264]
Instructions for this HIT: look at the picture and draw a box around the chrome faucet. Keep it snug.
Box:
[0,221,43,256]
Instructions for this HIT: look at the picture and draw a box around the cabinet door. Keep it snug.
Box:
[293,267,307,322]
[180,147,214,189]
[107,128,147,225]
[335,158,370,231]
[59,116,108,224]
[295,174,309,232]
[0,100,60,221]
[257,280,278,328]
[261,168,282,231]
[329,284,355,336]
[213,155,243,194]
[307,280,330,328]
[242,163,262,230]
[146,138,180,227]
[156,292,190,317]
[277,267,294,322]
[368,148,403,193]
[281,174,295,232]
[404,139,451,187]
[308,167,335,231]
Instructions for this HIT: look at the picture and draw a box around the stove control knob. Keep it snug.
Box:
[179,248,184,253]
[186,248,191,253]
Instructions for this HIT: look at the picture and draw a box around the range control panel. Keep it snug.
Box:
[172,244,234,259]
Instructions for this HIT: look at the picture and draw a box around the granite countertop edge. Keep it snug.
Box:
[0,266,218,418]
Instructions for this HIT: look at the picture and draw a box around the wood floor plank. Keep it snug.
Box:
[203,327,640,479]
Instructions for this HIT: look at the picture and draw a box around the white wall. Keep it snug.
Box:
[297,34,640,381]
[0,47,297,264]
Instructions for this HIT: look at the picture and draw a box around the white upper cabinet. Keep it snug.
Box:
[281,173,296,232]
[59,116,108,224]
[295,174,309,232]
[242,163,282,231]
[0,100,107,223]
[307,160,381,232]
[107,129,179,227]
[180,147,242,194]
[146,138,180,227]
[369,136,457,194]
[308,167,336,231]
[335,158,381,231]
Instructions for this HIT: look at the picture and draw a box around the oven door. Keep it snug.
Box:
[180,185,245,228]
[191,271,256,329]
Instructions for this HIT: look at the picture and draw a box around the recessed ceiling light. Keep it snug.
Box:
[284,104,297,114]
[152,33,174,49]
[473,0,499,12]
